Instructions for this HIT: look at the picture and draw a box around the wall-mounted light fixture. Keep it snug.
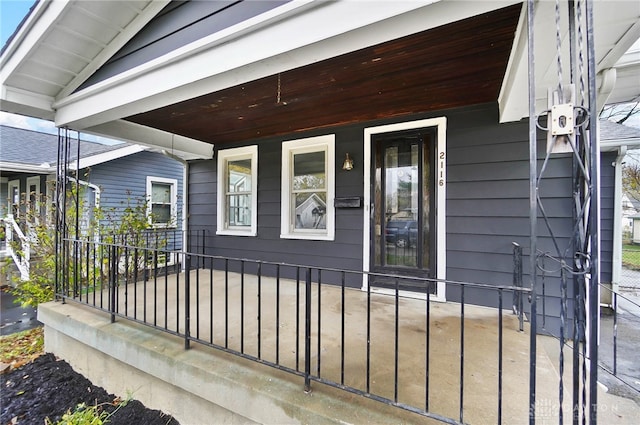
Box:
[342,153,354,171]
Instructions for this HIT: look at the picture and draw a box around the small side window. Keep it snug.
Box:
[146,177,177,228]
[217,146,258,236]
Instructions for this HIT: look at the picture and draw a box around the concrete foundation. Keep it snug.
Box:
[38,269,640,424]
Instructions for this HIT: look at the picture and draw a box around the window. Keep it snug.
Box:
[146,177,177,228]
[217,146,258,236]
[281,135,335,240]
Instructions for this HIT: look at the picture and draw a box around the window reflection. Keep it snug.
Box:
[226,159,252,227]
[292,151,326,230]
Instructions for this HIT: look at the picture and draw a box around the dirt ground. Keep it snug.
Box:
[1,353,180,425]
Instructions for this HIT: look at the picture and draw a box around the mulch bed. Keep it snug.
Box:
[1,353,179,424]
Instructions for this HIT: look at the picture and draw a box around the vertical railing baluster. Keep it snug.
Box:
[317,269,321,377]
[304,267,312,393]
[85,239,90,304]
[109,245,117,323]
[394,276,399,403]
[276,264,280,365]
[175,254,180,333]
[133,248,138,319]
[241,261,245,354]
[460,285,465,423]
[258,262,262,359]
[185,254,191,349]
[366,274,371,394]
[498,288,503,425]
[210,257,214,344]
[99,238,104,308]
[224,259,229,348]
[426,284,431,411]
[613,291,617,376]
[296,267,300,372]
[341,271,345,386]
[196,255,200,340]
[153,250,158,327]
[124,241,128,316]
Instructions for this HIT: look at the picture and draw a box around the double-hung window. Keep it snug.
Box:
[281,135,335,240]
[217,146,258,236]
[146,177,177,228]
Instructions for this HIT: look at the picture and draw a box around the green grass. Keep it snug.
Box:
[622,244,640,270]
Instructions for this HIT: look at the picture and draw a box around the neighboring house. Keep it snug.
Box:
[0,125,185,280]
[632,214,640,244]
[621,193,640,232]
[1,1,639,423]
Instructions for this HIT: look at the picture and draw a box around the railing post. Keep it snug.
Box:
[185,254,191,350]
[304,267,312,393]
[109,245,117,323]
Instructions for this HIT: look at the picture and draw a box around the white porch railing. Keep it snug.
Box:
[2,215,30,281]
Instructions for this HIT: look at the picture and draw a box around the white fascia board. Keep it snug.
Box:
[85,120,214,160]
[70,144,146,169]
[0,0,69,82]
[0,162,54,174]
[53,0,518,130]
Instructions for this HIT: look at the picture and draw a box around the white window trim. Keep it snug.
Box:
[216,145,258,236]
[280,134,335,241]
[362,117,447,302]
[146,176,178,228]
[7,179,20,218]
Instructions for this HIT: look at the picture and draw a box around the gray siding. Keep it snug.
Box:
[600,151,616,284]
[79,0,290,91]
[188,102,576,336]
[86,151,184,250]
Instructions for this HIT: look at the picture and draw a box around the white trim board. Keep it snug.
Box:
[362,117,447,302]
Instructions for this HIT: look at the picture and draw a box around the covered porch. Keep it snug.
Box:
[39,249,639,424]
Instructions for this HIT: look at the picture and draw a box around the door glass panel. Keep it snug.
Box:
[383,143,418,267]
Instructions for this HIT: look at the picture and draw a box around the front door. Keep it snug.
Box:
[371,128,436,293]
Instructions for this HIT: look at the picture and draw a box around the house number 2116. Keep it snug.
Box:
[439,151,445,186]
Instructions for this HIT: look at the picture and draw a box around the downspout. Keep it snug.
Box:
[611,145,626,299]
[162,151,188,265]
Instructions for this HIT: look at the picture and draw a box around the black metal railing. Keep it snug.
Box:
[598,285,640,401]
[56,237,533,424]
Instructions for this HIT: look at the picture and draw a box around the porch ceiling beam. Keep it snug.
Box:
[52,0,518,131]
[85,120,214,160]
[0,85,56,121]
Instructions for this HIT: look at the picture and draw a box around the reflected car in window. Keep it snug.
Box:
[385,220,418,248]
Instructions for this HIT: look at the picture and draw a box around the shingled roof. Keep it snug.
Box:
[0,125,128,167]
[600,119,640,143]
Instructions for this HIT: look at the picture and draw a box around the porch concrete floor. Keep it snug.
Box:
[50,268,639,424]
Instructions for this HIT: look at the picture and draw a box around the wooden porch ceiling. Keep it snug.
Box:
[125,4,521,146]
